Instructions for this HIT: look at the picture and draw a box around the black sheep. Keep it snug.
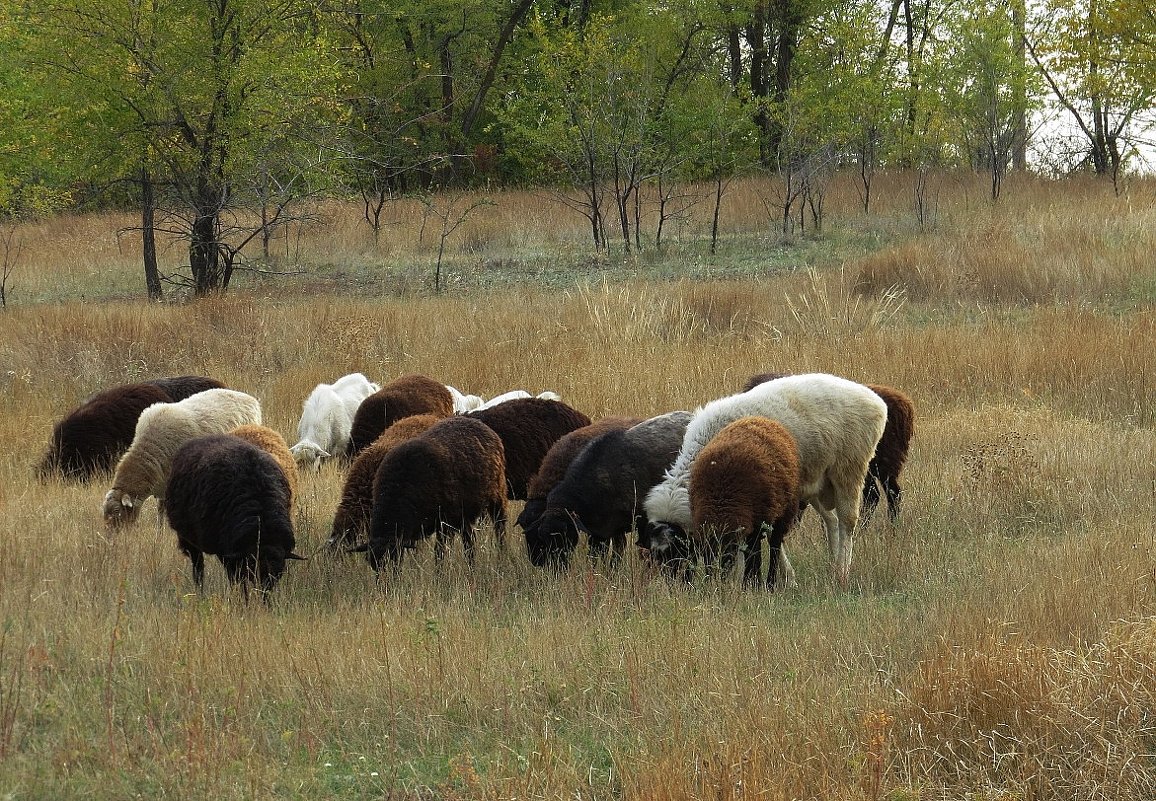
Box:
[467,397,592,501]
[526,410,691,569]
[515,416,642,537]
[38,382,172,481]
[346,373,453,458]
[354,416,507,572]
[165,434,303,598]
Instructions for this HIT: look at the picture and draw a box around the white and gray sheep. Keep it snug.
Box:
[101,388,263,527]
[641,373,886,587]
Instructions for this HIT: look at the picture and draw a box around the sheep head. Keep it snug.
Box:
[524,507,582,569]
[638,520,691,575]
[290,440,330,468]
[102,488,142,528]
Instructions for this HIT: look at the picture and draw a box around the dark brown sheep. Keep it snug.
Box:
[165,434,304,599]
[353,416,507,572]
[345,374,453,458]
[689,416,801,589]
[327,413,442,549]
[39,382,172,482]
[743,372,914,523]
[528,411,692,569]
[467,397,591,501]
[515,416,642,537]
[38,376,228,482]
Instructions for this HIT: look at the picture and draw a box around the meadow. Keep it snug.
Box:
[0,172,1154,799]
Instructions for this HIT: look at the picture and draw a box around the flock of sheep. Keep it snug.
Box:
[37,370,914,599]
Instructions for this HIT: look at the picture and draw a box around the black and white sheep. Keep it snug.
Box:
[352,416,507,571]
[744,372,915,523]
[515,415,643,539]
[642,374,886,587]
[165,434,303,598]
[466,397,591,502]
[686,415,802,588]
[102,388,263,527]
[525,410,692,569]
[345,373,454,458]
[290,372,380,468]
[326,413,442,549]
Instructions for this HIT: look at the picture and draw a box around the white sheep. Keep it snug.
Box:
[289,372,380,467]
[478,390,532,409]
[642,373,886,587]
[446,384,485,413]
[102,388,263,527]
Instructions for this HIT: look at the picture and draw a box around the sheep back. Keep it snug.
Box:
[363,416,506,570]
[346,374,453,458]
[467,398,591,500]
[328,413,442,548]
[228,424,298,509]
[39,382,172,482]
[144,375,227,401]
[165,434,297,594]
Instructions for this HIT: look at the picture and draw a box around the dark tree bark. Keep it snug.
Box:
[140,164,162,301]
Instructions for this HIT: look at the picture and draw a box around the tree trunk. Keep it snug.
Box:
[460,0,534,138]
[189,202,221,296]
[140,165,163,301]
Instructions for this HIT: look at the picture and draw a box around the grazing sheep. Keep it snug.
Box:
[165,434,303,598]
[290,372,381,468]
[526,411,692,569]
[446,385,485,413]
[326,413,442,549]
[515,416,643,539]
[642,374,886,587]
[352,416,507,571]
[688,416,802,588]
[536,391,562,402]
[744,372,914,523]
[467,397,591,501]
[346,374,454,458]
[38,382,172,482]
[144,375,227,401]
[228,424,298,509]
[101,388,263,528]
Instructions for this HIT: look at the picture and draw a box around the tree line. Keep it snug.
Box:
[1,0,1153,297]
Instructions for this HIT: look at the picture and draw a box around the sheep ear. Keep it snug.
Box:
[121,495,134,510]
[286,552,307,561]
[317,447,331,459]
[347,544,369,554]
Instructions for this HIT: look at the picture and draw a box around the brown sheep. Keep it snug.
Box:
[689,416,801,589]
[345,374,453,458]
[326,413,442,549]
[228,424,298,510]
[744,372,914,523]
[352,416,507,571]
[466,397,592,502]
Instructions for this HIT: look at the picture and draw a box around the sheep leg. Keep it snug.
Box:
[742,529,763,588]
[607,532,626,567]
[882,477,902,524]
[764,519,793,591]
[860,472,882,525]
[833,498,861,589]
[489,501,507,549]
[461,524,478,565]
[813,503,844,584]
[188,550,205,592]
[433,528,452,563]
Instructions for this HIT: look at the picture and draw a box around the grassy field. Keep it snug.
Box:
[1,172,1154,799]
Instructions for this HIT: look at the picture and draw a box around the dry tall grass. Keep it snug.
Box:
[0,172,1154,799]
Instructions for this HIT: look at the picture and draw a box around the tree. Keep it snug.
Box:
[26,0,340,296]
